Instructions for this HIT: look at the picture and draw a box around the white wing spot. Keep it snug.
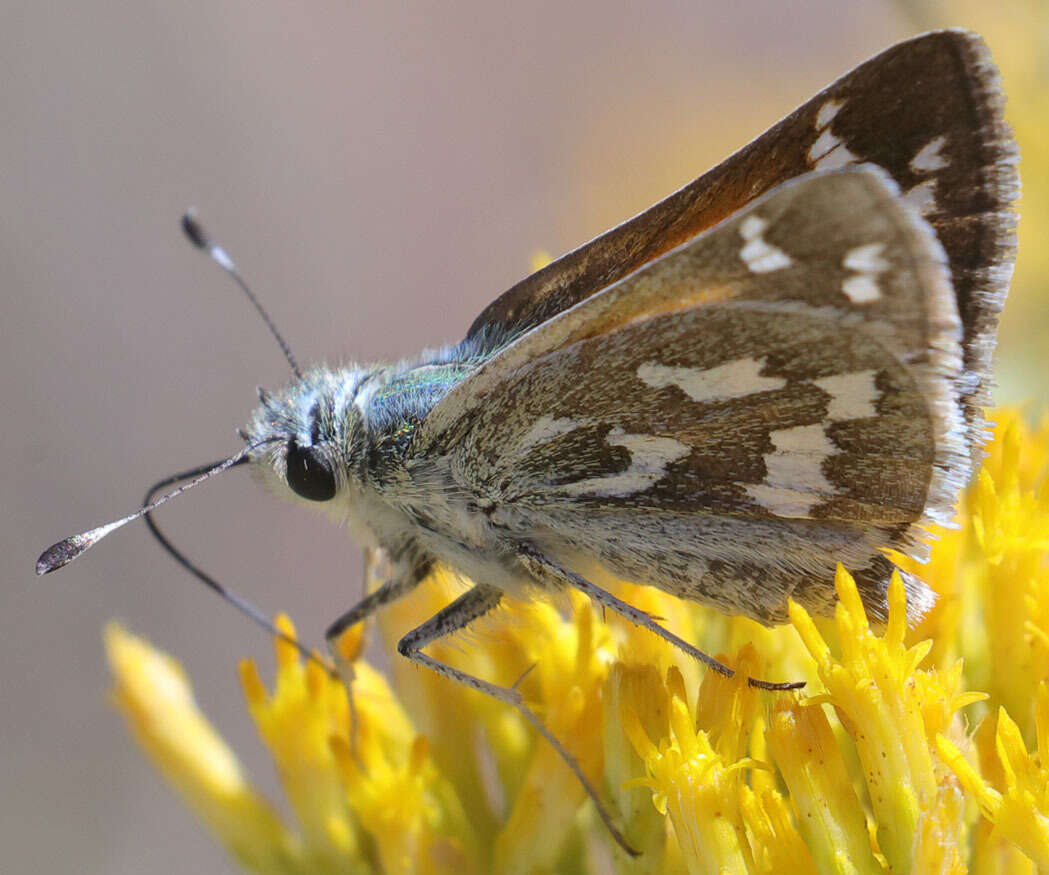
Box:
[844,242,890,273]
[739,215,792,273]
[561,428,689,498]
[813,370,880,420]
[841,242,889,303]
[910,135,948,173]
[815,99,845,129]
[637,358,786,403]
[745,424,836,517]
[807,127,860,171]
[516,415,582,453]
[902,178,937,215]
[842,275,881,303]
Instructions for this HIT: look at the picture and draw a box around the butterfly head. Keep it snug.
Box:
[244,366,371,509]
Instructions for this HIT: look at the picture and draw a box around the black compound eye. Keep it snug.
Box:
[285,439,337,501]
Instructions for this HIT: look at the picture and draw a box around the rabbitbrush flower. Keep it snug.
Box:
[105,409,1049,872]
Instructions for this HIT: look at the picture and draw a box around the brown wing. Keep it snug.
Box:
[426,168,966,625]
[440,168,964,532]
[465,29,1016,455]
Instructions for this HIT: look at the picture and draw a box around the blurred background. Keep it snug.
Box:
[3,1,1046,871]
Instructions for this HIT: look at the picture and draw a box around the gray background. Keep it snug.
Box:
[3,2,1042,872]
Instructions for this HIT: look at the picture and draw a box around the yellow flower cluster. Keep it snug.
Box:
[105,410,1049,872]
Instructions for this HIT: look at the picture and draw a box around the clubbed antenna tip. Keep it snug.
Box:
[181,209,210,251]
[180,208,301,377]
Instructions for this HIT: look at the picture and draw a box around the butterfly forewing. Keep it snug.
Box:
[466,29,1015,457]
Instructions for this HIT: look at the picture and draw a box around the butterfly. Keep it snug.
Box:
[39,28,1017,852]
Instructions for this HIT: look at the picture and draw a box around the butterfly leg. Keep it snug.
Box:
[517,544,804,692]
[325,549,430,756]
[396,583,638,856]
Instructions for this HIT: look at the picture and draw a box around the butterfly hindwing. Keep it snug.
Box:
[442,168,962,522]
[424,168,962,623]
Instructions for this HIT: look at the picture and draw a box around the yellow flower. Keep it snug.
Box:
[105,624,300,873]
[938,686,1049,870]
[490,593,609,873]
[765,699,875,874]
[739,784,818,875]
[104,408,1049,872]
[969,418,1049,733]
[603,661,677,866]
[620,665,755,874]
[240,614,477,874]
[788,567,982,873]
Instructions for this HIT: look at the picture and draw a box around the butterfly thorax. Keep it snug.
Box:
[244,349,533,589]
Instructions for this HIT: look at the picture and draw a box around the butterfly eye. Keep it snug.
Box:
[285,439,337,501]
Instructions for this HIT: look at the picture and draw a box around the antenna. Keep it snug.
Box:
[36,215,332,670]
[141,462,330,671]
[181,210,302,378]
[36,444,263,574]
[36,443,333,673]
